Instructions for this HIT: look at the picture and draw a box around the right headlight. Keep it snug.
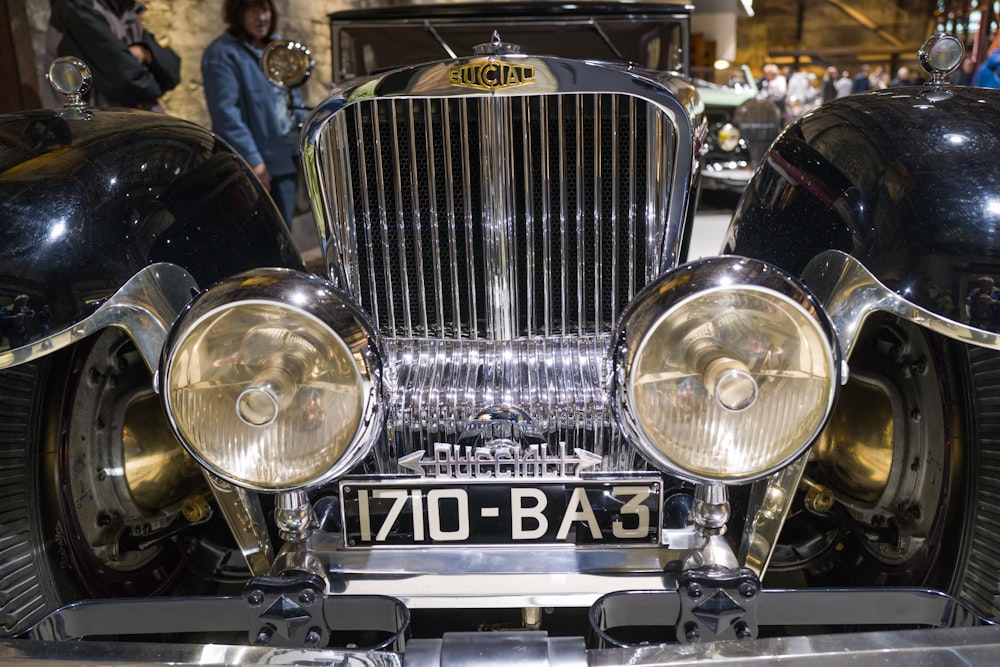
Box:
[160,268,383,491]
[614,256,840,484]
[717,122,741,152]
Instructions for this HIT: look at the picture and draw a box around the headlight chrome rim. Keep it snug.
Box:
[160,269,383,492]
[615,257,840,484]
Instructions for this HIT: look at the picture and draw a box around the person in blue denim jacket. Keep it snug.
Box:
[202,0,304,226]
[973,48,1000,89]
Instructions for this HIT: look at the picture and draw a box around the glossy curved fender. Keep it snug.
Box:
[0,108,304,350]
[725,84,1000,326]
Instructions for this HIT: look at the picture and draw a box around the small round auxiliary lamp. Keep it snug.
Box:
[47,56,92,108]
[261,41,315,89]
[918,33,964,85]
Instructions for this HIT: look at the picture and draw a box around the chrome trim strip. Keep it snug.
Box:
[0,263,196,373]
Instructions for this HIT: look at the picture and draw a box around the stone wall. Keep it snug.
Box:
[26,0,387,127]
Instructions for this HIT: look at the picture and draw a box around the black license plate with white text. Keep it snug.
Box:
[340,478,662,547]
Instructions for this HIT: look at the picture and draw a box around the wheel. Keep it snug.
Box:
[0,329,240,636]
[768,312,1000,620]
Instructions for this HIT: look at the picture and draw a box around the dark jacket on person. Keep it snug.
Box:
[47,0,180,110]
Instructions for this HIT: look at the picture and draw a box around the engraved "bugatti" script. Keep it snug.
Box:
[448,62,535,90]
[398,442,603,479]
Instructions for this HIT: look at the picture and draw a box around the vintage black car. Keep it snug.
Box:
[697,67,785,192]
[327,1,782,195]
[1,13,999,665]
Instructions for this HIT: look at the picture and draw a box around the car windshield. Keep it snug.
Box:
[331,3,689,82]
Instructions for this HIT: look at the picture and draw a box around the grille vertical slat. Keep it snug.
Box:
[407,100,429,337]
[442,102,461,340]
[390,103,413,337]
[557,96,568,336]
[424,99,446,337]
[610,95,619,326]
[593,95,602,332]
[352,109,377,327]
[522,97,535,339]
[460,102,479,339]
[575,94,585,337]
[540,96,553,338]
[628,96,638,297]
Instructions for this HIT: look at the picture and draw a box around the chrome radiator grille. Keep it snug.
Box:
[316,93,675,339]
[310,85,681,467]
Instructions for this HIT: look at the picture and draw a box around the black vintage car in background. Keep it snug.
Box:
[1,4,1000,664]
[328,1,782,196]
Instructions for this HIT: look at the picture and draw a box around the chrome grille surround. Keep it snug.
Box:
[302,56,699,471]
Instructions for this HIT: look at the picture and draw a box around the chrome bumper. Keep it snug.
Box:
[5,584,991,666]
[3,625,1000,666]
[700,160,755,191]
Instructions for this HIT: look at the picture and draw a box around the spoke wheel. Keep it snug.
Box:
[53,330,202,596]
[768,313,993,615]
[0,330,209,635]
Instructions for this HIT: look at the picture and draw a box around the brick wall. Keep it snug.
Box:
[27,0,365,126]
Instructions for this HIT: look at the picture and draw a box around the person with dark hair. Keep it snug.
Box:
[201,0,305,226]
[966,276,1000,330]
[0,295,34,348]
[44,0,180,111]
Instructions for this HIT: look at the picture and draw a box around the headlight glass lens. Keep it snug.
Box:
[165,302,364,490]
[717,122,740,152]
[627,287,834,482]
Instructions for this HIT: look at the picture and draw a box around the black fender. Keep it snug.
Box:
[725,85,1000,324]
[0,108,304,343]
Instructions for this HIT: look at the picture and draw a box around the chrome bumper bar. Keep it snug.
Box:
[10,585,990,665]
[3,625,1000,666]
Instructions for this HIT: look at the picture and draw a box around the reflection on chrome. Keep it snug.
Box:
[801,249,1000,359]
[0,263,198,372]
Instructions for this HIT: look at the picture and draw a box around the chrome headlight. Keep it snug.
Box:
[614,256,839,484]
[160,269,383,491]
[717,122,740,152]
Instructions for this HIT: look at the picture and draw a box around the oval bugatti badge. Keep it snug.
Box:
[449,62,535,90]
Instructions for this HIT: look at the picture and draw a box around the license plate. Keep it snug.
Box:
[340,478,662,547]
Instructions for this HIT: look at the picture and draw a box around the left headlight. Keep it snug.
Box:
[160,269,383,491]
[614,256,839,484]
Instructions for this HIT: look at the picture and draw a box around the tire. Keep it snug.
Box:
[0,330,215,636]
[768,313,1000,620]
